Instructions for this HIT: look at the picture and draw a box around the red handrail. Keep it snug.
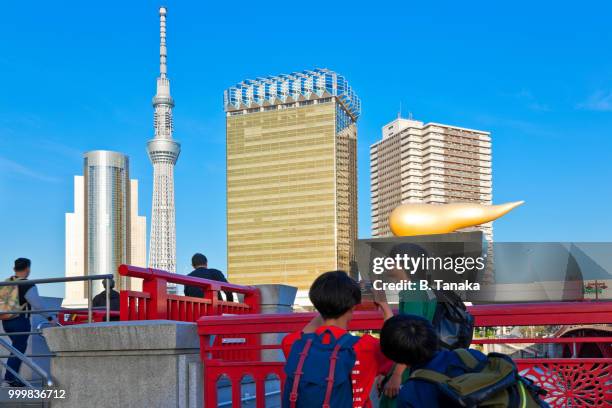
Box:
[118,264,261,322]
[118,265,258,295]
[468,301,612,326]
[58,310,120,325]
[197,311,383,336]
[471,337,612,344]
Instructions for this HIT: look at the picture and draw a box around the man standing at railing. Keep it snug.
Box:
[1,258,55,387]
[92,279,120,321]
[184,253,234,302]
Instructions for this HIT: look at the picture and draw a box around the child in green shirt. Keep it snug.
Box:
[379,244,437,408]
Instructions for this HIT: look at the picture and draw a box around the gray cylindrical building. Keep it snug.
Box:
[83,150,131,295]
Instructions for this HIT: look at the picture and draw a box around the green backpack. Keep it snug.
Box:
[0,277,25,320]
[409,349,549,408]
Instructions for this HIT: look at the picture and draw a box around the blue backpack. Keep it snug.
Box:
[283,330,359,408]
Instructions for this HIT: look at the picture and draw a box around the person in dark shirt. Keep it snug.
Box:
[3,258,55,387]
[380,314,487,408]
[184,253,234,302]
[92,278,120,320]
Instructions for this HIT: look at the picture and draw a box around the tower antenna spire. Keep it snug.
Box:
[159,6,167,78]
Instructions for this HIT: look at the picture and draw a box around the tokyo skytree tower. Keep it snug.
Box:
[147,6,180,274]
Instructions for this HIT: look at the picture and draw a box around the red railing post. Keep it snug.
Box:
[120,290,129,321]
[143,273,168,320]
[245,288,262,314]
[244,288,262,361]
[204,284,218,316]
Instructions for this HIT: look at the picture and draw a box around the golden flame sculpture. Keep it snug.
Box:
[389,201,524,237]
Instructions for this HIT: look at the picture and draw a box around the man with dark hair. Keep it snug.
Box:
[2,258,55,387]
[184,253,233,302]
[282,271,394,407]
[92,279,120,320]
[380,315,486,407]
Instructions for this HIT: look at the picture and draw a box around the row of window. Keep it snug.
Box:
[226,98,335,116]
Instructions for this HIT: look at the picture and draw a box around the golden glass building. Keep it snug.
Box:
[224,69,360,303]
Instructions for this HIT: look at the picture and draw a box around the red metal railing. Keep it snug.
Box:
[518,359,610,406]
[58,310,120,325]
[198,311,384,408]
[118,264,261,322]
[197,302,612,408]
[468,301,612,326]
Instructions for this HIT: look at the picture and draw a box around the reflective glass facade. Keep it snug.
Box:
[84,151,131,294]
[64,153,147,308]
[225,72,359,294]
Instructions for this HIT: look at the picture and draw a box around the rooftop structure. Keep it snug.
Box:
[223,68,361,120]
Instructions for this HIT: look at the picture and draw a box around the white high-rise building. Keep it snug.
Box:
[370,117,492,240]
[147,7,180,278]
[64,151,146,308]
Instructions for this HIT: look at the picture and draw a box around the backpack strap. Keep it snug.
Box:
[409,351,481,385]
[453,349,479,369]
[289,338,313,408]
[322,333,358,408]
[517,381,529,408]
[322,341,343,408]
[409,368,452,385]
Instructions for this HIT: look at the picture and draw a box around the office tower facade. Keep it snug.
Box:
[371,117,492,239]
[64,151,146,308]
[224,69,360,303]
[147,7,180,277]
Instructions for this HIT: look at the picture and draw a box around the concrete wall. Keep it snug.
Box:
[43,320,202,408]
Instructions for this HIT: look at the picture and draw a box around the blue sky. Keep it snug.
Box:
[1,1,611,297]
